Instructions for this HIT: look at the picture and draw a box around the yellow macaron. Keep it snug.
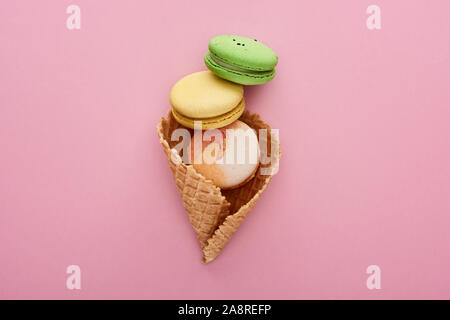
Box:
[170,70,245,129]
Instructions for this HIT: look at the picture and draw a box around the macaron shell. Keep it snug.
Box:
[171,98,245,130]
[208,35,278,71]
[190,120,260,190]
[194,160,259,190]
[170,71,243,118]
[205,52,275,85]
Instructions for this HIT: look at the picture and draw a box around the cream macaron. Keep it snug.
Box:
[170,71,245,130]
[188,120,260,189]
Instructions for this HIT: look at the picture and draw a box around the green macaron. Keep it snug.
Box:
[204,35,278,85]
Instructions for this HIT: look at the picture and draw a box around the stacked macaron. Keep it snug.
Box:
[169,35,278,189]
[170,71,245,130]
[205,35,278,85]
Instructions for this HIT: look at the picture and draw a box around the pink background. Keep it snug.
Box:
[1,0,450,299]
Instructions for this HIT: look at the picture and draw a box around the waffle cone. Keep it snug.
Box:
[157,110,281,263]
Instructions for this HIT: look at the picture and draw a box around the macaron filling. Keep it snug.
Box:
[208,52,271,74]
[171,98,245,130]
